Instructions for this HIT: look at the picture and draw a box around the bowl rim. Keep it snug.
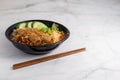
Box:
[5,19,70,47]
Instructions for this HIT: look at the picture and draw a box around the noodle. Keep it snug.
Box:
[11,28,64,46]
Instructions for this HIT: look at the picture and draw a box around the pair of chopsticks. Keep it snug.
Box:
[13,48,86,70]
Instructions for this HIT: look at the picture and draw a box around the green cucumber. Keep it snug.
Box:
[17,23,27,28]
[51,23,59,31]
[60,31,64,35]
[40,27,48,32]
[47,28,52,35]
[27,22,33,28]
[33,22,48,30]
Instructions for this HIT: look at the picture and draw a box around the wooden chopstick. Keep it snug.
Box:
[13,48,86,70]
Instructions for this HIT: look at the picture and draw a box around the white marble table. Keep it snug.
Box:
[0,0,120,80]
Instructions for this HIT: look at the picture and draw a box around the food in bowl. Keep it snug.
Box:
[5,20,70,54]
[11,21,65,46]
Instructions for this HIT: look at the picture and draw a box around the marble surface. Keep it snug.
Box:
[0,0,120,80]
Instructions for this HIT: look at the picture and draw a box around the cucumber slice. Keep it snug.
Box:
[51,23,59,31]
[33,22,48,30]
[47,28,52,35]
[27,22,33,28]
[60,31,64,35]
[17,23,26,28]
[40,27,48,32]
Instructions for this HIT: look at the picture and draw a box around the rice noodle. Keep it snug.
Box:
[11,28,64,46]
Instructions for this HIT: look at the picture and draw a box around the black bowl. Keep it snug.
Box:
[5,20,70,55]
